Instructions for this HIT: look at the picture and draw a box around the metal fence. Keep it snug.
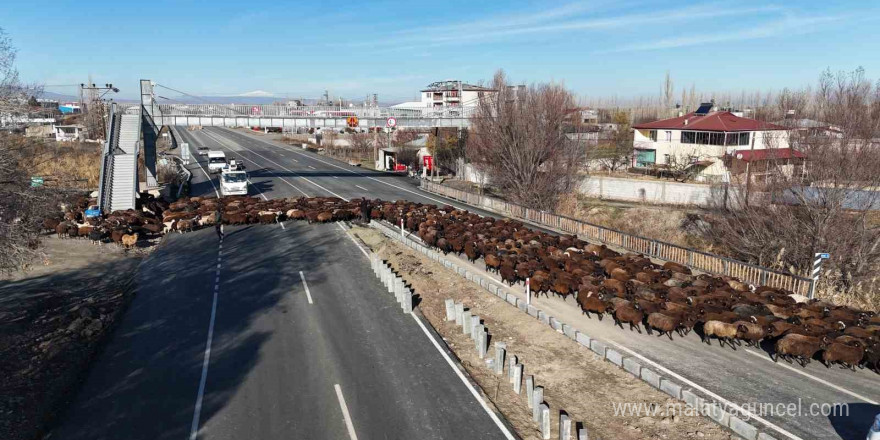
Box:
[421,181,813,295]
[147,103,476,120]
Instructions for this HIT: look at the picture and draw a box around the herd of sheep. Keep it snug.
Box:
[44,194,879,374]
[375,201,879,374]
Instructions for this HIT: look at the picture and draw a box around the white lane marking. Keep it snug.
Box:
[334,384,359,440]
[206,129,345,200]
[355,185,369,191]
[175,128,219,198]
[200,130,310,197]
[744,349,879,405]
[336,223,369,257]
[190,245,222,440]
[292,159,299,163]
[299,270,314,304]
[247,179,269,201]
[605,341,802,440]
[308,165,316,170]
[410,312,516,440]
[333,176,339,179]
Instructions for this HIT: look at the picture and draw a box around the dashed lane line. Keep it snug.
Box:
[299,271,314,304]
[189,237,223,440]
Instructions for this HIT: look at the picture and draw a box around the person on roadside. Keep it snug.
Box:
[214,208,224,240]
[360,197,371,224]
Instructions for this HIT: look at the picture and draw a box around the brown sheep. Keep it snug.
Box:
[702,320,739,348]
[612,303,644,333]
[822,341,866,371]
[576,293,608,320]
[121,233,138,249]
[316,211,333,222]
[647,312,681,340]
[56,222,69,238]
[774,334,827,367]
[734,321,768,347]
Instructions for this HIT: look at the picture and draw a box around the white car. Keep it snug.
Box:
[207,151,227,173]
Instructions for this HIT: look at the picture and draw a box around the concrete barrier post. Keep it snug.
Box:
[526,375,535,409]
[476,326,488,358]
[512,364,523,394]
[508,355,518,383]
[386,269,394,294]
[494,342,506,375]
[445,299,455,321]
[461,309,472,336]
[402,288,412,313]
[455,303,464,325]
[539,404,551,440]
[578,428,589,440]
[559,413,571,440]
[532,386,544,422]
[470,315,480,341]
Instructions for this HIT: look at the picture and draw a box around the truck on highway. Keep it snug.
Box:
[220,168,248,196]
[207,151,227,173]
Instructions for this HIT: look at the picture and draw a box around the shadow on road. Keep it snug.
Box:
[829,402,878,440]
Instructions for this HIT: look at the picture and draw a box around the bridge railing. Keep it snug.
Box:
[152,103,477,120]
[420,180,814,296]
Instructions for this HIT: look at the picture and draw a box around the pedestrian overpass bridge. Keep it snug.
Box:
[98,79,472,214]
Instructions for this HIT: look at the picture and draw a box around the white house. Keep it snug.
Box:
[53,124,85,142]
[631,105,790,182]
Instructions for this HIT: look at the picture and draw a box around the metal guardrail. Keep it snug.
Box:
[421,181,814,295]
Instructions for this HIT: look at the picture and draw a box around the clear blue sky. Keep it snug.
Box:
[4,0,878,102]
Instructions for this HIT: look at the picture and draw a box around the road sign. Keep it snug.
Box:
[30,176,44,187]
[347,116,359,127]
[251,106,261,114]
[386,117,397,128]
[818,253,830,259]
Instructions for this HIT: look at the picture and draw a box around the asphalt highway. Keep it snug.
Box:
[171,126,879,440]
[52,206,513,437]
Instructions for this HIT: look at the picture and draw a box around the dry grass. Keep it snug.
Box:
[556,193,717,252]
[20,141,101,189]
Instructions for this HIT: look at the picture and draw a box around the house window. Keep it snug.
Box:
[649,130,657,141]
[681,131,696,144]
[665,131,672,142]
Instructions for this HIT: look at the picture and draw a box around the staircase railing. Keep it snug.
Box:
[97,103,118,212]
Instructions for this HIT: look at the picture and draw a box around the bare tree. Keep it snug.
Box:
[662,71,674,108]
[589,111,632,172]
[468,70,584,210]
[0,28,42,122]
[702,69,880,308]
[0,29,60,272]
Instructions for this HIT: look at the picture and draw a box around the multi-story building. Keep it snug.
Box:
[631,103,790,182]
[391,80,495,115]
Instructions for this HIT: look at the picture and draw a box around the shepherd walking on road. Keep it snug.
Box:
[214,209,224,241]
[360,197,371,224]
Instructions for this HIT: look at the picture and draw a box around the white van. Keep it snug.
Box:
[220,169,248,196]
[207,151,227,173]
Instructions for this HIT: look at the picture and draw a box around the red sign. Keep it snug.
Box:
[251,106,261,114]
[422,155,433,171]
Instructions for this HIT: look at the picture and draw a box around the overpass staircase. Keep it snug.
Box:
[98,105,141,213]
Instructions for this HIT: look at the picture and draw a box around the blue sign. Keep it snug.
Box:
[818,253,830,259]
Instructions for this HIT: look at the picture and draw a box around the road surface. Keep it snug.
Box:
[53,218,513,439]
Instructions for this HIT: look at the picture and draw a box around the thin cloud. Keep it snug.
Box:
[600,14,847,53]
[339,3,781,49]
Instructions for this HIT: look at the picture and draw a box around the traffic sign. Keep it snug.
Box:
[386,117,397,128]
[818,253,830,259]
[30,176,44,187]
[347,116,359,127]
